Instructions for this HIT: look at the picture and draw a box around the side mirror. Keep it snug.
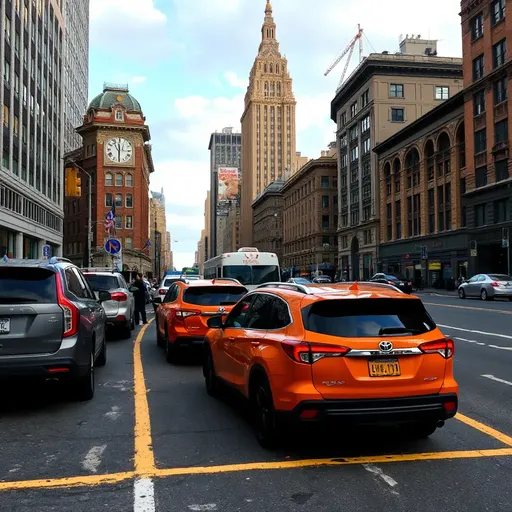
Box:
[207,315,224,329]
[98,290,111,302]
[129,286,138,293]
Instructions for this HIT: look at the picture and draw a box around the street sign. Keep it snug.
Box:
[470,240,478,257]
[104,239,121,255]
[42,245,51,258]
[420,246,427,259]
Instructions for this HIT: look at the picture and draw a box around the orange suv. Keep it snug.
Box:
[155,278,248,363]
[203,281,458,447]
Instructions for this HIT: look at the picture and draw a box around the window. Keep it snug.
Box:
[350,102,357,118]
[473,54,484,81]
[125,237,133,249]
[2,105,8,126]
[3,60,10,83]
[475,166,487,187]
[105,193,113,206]
[349,125,358,140]
[390,84,404,98]
[495,159,509,182]
[0,267,57,302]
[183,286,247,307]
[435,86,449,100]
[473,90,485,115]
[341,112,347,127]
[115,193,122,207]
[125,215,133,229]
[362,138,371,154]
[126,193,133,208]
[115,215,122,229]
[322,215,329,228]
[475,204,486,226]
[115,174,123,186]
[494,198,510,223]
[474,128,486,153]
[494,77,508,104]
[125,173,133,187]
[361,90,369,107]
[391,108,404,122]
[491,0,506,25]
[361,115,370,132]
[115,110,124,121]
[493,39,506,69]
[105,173,113,186]
[350,146,359,161]
[495,119,508,144]
[321,176,329,188]
[322,195,329,208]
[471,13,483,40]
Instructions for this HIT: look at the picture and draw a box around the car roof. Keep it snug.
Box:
[252,281,416,304]
[0,257,73,270]
[177,278,246,288]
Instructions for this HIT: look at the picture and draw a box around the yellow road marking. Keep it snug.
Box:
[424,302,512,314]
[0,471,135,492]
[133,318,157,475]
[456,413,512,447]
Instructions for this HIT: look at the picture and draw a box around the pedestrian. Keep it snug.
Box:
[132,273,147,325]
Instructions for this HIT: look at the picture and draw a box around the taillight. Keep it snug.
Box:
[110,291,128,302]
[55,272,80,338]
[175,309,201,321]
[281,340,351,364]
[419,338,454,359]
[158,288,167,295]
[490,281,499,287]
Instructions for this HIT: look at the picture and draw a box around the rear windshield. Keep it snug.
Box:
[0,268,57,303]
[164,278,183,287]
[183,286,247,306]
[489,274,512,281]
[302,298,436,338]
[85,274,119,290]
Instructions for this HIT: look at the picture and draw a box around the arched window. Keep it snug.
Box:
[437,132,451,177]
[405,148,420,188]
[125,194,133,208]
[393,158,401,193]
[277,83,281,96]
[384,162,391,195]
[424,140,435,181]
[125,173,133,187]
[105,173,113,186]
[115,173,123,186]
[105,193,112,206]
[115,193,122,207]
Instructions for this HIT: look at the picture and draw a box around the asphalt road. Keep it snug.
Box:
[0,298,511,512]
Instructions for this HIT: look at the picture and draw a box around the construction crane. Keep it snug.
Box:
[324,24,364,92]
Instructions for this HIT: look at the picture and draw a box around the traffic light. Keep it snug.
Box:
[65,167,81,197]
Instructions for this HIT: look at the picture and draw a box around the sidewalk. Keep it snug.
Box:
[413,288,459,297]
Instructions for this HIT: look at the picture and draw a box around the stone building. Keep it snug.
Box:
[374,92,467,288]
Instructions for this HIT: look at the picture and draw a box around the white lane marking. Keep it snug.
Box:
[438,324,512,340]
[188,506,217,511]
[488,344,512,351]
[81,445,107,473]
[105,405,121,420]
[363,463,399,494]
[482,374,512,386]
[454,337,479,344]
[134,478,156,512]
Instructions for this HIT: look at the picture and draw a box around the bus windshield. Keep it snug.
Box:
[223,265,279,285]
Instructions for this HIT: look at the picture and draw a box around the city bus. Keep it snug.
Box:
[203,248,280,290]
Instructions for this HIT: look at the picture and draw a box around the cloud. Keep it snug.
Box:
[224,72,248,90]
[131,76,147,84]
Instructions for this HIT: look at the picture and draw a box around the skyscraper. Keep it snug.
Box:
[239,0,297,246]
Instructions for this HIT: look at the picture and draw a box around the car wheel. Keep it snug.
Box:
[73,351,95,401]
[407,421,438,438]
[481,289,489,301]
[96,339,107,367]
[252,377,280,449]
[458,288,465,299]
[203,347,219,397]
[130,314,135,330]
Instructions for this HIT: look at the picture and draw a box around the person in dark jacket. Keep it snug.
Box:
[132,273,147,325]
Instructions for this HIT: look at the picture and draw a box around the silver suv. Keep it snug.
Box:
[0,257,111,401]
[82,269,135,338]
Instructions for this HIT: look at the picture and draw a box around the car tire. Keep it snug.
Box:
[480,289,491,301]
[130,315,135,331]
[203,347,219,397]
[252,376,280,449]
[407,421,438,438]
[96,339,107,367]
[458,288,465,299]
[73,352,95,402]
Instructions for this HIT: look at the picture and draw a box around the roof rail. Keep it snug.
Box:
[82,267,116,273]
[49,257,72,264]
[349,281,404,293]
[211,278,243,285]
[256,282,312,294]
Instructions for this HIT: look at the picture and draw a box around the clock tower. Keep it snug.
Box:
[63,83,155,277]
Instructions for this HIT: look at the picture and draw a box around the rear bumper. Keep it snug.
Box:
[171,336,205,348]
[278,393,458,426]
[490,288,512,298]
[0,357,89,379]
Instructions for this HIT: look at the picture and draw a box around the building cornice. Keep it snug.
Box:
[280,157,337,194]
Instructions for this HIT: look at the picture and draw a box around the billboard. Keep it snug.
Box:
[217,167,239,204]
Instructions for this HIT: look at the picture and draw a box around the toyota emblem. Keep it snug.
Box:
[217,306,226,314]
[379,341,393,352]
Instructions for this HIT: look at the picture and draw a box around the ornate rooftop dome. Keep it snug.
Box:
[88,83,142,112]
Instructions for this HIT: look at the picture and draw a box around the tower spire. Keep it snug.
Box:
[265,0,272,15]
[260,0,277,48]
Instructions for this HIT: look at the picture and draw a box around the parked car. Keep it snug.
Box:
[370,273,413,294]
[458,273,512,301]
[287,277,312,284]
[153,276,188,308]
[312,275,332,284]
[82,269,136,338]
[0,257,111,400]
[154,278,247,362]
[203,281,458,448]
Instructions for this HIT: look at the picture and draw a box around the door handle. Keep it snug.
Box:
[228,337,236,342]
[251,341,260,347]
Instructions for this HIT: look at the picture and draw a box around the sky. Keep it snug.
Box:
[88,0,462,270]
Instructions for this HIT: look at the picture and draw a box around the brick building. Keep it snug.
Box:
[374,92,467,288]
[252,179,284,261]
[63,84,154,277]
[282,148,338,278]
[460,0,512,275]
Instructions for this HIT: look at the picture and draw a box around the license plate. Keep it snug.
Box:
[0,318,10,334]
[368,358,401,377]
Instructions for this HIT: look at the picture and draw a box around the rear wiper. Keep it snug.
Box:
[0,297,38,303]
[378,327,422,335]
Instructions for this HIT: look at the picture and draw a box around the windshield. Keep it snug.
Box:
[0,268,57,303]
[223,265,280,285]
[292,278,311,284]
[302,298,436,338]
[489,274,512,281]
[85,274,119,290]
[183,286,247,306]
[164,278,184,287]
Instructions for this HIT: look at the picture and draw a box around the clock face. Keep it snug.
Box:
[106,137,133,163]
